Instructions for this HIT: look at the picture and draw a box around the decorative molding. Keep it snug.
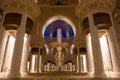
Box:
[38,0,78,6]
[76,0,113,20]
[1,0,40,20]
[30,40,44,47]
[74,40,86,47]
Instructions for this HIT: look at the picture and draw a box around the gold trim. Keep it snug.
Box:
[76,1,113,20]
[2,0,40,20]
[7,29,17,37]
[4,24,18,30]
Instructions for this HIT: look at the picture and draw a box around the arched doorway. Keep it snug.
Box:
[42,18,76,72]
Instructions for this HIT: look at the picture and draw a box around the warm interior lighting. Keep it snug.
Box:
[86,33,94,73]
[44,44,49,54]
[7,30,17,38]
[39,55,42,72]
[71,44,75,54]
[42,15,76,38]
[98,30,107,37]
[99,30,113,77]
[20,33,29,74]
[35,0,37,4]
[31,55,36,72]
[2,34,15,74]
[24,34,28,42]
[27,61,30,71]
[80,54,87,73]
[30,55,38,73]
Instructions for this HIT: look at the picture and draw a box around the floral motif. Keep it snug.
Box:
[76,0,113,20]
[1,0,40,20]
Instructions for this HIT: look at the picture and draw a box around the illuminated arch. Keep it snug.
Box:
[42,15,76,38]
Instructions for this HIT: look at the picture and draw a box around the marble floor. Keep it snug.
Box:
[0,72,120,80]
[0,78,120,80]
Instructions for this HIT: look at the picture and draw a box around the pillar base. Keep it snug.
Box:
[109,72,120,78]
[0,72,8,78]
[93,72,106,78]
[87,72,106,78]
[7,72,21,78]
[29,70,39,73]
[87,72,94,77]
[20,72,28,77]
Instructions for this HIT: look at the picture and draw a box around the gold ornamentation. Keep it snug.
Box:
[76,0,113,20]
[38,0,78,5]
[30,40,44,47]
[2,0,40,20]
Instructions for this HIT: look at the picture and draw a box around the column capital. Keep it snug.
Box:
[74,40,86,48]
[40,48,43,55]
[1,0,40,20]
[31,47,43,55]
[76,0,113,20]
[30,40,44,48]
[31,48,39,53]
[79,47,86,54]
[7,13,26,77]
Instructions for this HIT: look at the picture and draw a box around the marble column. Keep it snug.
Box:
[76,47,80,73]
[80,53,87,73]
[44,63,47,72]
[0,13,8,71]
[86,33,94,76]
[46,60,52,72]
[1,35,15,74]
[30,54,35,72]
[20,34,30,77]
[64,63,68,71]
[107,13,120,77]
[38,48,42,73]
[68,60,72,71]
[30,54,38,73]
[88,13,105,77]
[78,47,82,73]
[72,63,76,71]
[29,53,32,72]
[0,27,8,72]
[51,63,55,71]
[7,14,27,77]
[79,48,87,73]
[34,54,39,73]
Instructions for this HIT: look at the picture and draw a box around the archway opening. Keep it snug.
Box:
[42,19,76,72]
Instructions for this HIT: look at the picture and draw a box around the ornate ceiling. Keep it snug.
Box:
[37,0,79,6]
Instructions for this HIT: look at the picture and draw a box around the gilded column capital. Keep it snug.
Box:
[1,0,40,20]
[30,40,44,48]
[74,40,86,48]
[75,0,114,20]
